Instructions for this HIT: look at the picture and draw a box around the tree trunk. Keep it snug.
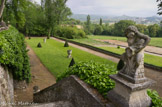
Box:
[47,28,51,39]
[0,0,5,19]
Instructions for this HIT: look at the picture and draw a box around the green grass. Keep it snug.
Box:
[26,38,117,77]
[89,35,162,48]
[71,38,109,45]
[100,46,162,67]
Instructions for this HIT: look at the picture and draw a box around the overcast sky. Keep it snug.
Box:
[34,0,159,17]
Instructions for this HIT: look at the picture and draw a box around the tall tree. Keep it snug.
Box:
[43,0,71,39]
[0,0,5,19]
[114,20,135,36]
[100,18,102,26]
[148,24,160,37]
[4,0,27,29]
[157,0,162,15]
[86,15,91,33]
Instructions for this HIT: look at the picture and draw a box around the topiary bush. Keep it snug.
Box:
[0,26,31,82]
[37,42,42,48]
[117,45,120,49]
[147,89,162,107]
[69,58,75,67]
[64,41,69,47]
[57,61,117,97]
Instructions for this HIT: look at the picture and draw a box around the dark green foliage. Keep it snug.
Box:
[86,15,91,34]
[157,0,162,15]
[136,24,149,35]
[64,41,69,47]
[100,18,102,26]
[69,58,75,67]
[0,26,31,82]
[94,25,103,35]
[114,20,136,36]
[117,46,120,49]
[57,61,117,97]
[37,42,42,48]
[117,59,125,71]
[147,89,162,107]
[55,26,86,39]
[147,24,160,37]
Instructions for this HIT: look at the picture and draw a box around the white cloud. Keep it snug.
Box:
[34,0,159,17]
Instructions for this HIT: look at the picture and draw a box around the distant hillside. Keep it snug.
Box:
[70,14,162,25]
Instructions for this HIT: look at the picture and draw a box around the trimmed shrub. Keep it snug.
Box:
[147,89,162,106]
[117,45,120,49]
[117,59,125,71]
[69,58,75,67]
[64,41,69,47]
[0,26,31,82]
[37,42,42,48]
[57,61,117,97]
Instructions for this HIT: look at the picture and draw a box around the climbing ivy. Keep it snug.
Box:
[0,26,31,82]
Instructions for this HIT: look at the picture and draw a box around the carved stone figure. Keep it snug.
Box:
[118,26,151,83]
[108,26,154,107]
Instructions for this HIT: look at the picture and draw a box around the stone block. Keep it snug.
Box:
[107,74,155,107]
[34,75,108,107]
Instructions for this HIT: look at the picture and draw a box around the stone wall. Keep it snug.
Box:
[0,65,14,107]
[34,75,108,107]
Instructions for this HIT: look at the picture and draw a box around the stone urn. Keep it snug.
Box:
[43,38,46,43]
[67,50,72,58]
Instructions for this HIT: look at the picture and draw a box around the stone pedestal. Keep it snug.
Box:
[107,74,155,107]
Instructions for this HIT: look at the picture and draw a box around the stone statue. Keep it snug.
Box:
[108,26,154,107]
[118,26,151,83]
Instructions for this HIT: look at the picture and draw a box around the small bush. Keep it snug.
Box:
[117,59,125,71]
[147,89,162,107]
[64,41,69,47]
[69,58,75,67]
[117,45,120,49]
[37,42,42,48]
[57,61,117,97]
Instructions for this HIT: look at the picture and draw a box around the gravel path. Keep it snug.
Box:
[96,39,162,57]
[14,45,56,102]
[53,37,162,97]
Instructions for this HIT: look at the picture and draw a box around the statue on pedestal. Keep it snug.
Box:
[118,26,151,83]
[107,26,155,107]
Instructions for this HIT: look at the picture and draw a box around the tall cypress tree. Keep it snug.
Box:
[86,15,91,33]
[100,18,102,26]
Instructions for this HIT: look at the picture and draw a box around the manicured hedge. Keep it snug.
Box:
[55,26,86,39]
[0,26,31,82]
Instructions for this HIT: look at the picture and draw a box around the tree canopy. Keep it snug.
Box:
[157,0,162,15]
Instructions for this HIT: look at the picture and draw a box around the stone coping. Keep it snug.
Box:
[109,74,156,92]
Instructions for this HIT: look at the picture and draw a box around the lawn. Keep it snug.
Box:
[26,38,117,77]
[89,35,162,48]
[100,46,162,67]
[72,38,109,45]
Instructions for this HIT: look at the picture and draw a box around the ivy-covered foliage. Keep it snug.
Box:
[57,61,117,97]
[0,26,31,82]
[147,89,162,107]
